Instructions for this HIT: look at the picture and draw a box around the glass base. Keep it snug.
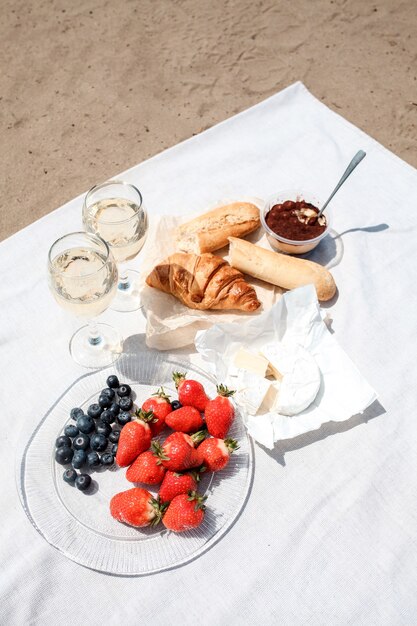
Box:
[111,269,142,312]
[69,323,123,368]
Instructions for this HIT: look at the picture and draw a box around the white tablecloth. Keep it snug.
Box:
[2,82,417,625]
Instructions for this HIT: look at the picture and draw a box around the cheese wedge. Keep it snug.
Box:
[258,382,280,413]
[233,347,270,378]
[260,342,321,416]
[235,371,272,414]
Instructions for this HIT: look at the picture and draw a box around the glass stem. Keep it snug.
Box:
[87,319,102,346]
[118,268,130,291]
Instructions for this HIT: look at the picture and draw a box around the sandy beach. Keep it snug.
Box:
[1,0,416,241]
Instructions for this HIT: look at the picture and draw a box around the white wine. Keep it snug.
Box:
[49,247,118,318]
[83,197,148,263]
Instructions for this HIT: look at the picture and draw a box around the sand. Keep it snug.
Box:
[1,0,416,241]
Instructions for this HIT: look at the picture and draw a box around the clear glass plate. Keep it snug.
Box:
[17,353,254,576]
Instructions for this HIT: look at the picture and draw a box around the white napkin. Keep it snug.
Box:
[195,285,378,448]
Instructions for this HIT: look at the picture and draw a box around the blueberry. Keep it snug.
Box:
[63,468,77,484]
[170,400,182,411]
[100,453,114,466]
[76,415,95,434]
[73,433,90,451]
[87,403,102,419]
[75,474,92,491]
[100,409,115,425]
[86,451,101,468]
[55,446,74,465]
[101,387,115,400]
[108,402,121,417]
[117,411,132,427]
[106,375,120,389]
[117,384,131,398]
[111,443,118,455]
[56,435,72,449]
[64,424,79,438]
[90,433,108,452]
[98,394,111,409]
[72,450,87,469]
[95,421,111,437]
[109,429,120,443]
[70,407,84,421]
[119,396,133,412]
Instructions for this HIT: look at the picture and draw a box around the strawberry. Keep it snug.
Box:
[110,487,164,527]
[172,371,209,412]
[141,387,172,436]
[159,470,199,503]
[165,406,204,433]
[115,410,153,467]
[162,491,206,532]
[153,431,205,472]
[204,384,235,439]
[197,437,239,472]
[126,450,166,485]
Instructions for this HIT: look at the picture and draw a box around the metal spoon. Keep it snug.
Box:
[316,149,366,220]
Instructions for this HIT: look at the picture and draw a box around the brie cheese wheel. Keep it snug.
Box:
[261,342,321,416]
[235,370,272,414]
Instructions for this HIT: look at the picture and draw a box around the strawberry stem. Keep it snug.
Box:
[172,371,187,389]
[190,468,204,481]
[152,386,171,402]
[191,429,208,445]
[134,408,157,424]
[187,490,207,511]
[149,497,165,526]
[151,440,170,464]
[216,384,235,397]
[224,438,239,453]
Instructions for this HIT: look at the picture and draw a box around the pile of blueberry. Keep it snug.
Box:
[55,374,133,492]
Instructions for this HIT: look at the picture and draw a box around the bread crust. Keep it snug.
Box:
[146,252,261,311]
[228,237,336,301]
[176,202,260,254]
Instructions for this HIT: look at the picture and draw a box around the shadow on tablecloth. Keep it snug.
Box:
[264,398,386,466]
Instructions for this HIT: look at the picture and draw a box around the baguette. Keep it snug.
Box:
[176,202,260,254]
[146,252,261,312]
[228,237,336,301]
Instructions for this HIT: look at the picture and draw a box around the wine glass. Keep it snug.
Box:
[48,232,122,368]
[82,180,148,312]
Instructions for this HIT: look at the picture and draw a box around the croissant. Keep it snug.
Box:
[146,252,261,312]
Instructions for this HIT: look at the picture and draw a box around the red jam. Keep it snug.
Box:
[265,200,327,241]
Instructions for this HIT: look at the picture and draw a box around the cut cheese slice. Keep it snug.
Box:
[265,359,283,381]
[258,382,280,413]
[235,370,272,414]
[260,342,321,416]
[233,347,270,378]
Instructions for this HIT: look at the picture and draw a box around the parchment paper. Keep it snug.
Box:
[195,285,378,447]
[139,198,284,349]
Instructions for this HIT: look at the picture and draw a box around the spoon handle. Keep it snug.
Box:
[317,149,366,218]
